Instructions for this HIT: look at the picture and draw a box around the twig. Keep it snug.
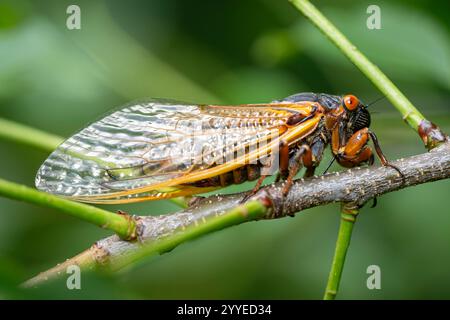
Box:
[288,0,447,149]
[0,118,63,153]
[22,200,269,288]
[23,142,450,287]
[324,203,359,300]
[0,178,136,240]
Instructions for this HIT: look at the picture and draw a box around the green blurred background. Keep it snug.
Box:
[0,0,449,299]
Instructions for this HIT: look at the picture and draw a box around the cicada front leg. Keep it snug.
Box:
[336,128,402,174]
[334,128,374,167]
[335,127,405,190]
[333,127,404,208]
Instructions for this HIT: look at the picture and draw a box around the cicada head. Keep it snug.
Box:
[342,94,371,132]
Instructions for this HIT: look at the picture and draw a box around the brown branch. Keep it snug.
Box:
[23,142,450,288]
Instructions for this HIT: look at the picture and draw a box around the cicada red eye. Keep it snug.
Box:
[343,94,359,111]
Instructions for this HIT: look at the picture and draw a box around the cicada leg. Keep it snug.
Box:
[337,128,403,177]
[335,128,404,207]
[303,137,326,178]
[282,144,313,197]
[367,130,403,177]
[239,174,269,203]
[241,137,291,203]
[275,139,290,183]
[278,136,326,198]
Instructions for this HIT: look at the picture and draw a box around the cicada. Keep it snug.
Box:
[36,92,401,204]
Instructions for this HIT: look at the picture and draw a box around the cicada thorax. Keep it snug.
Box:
[277,92,342,111]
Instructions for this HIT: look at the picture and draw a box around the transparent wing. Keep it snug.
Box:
[35,98,319,202]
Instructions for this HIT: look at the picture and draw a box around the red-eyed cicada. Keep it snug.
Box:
[36,92,400,204]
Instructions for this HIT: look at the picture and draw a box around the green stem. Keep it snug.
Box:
[0,118,63,153]
[324,203,359,300]
[168,196,192,209]
[23,200,269,287]
[0,178,136,240]
[112,200,268,270]
[289,0,425,131]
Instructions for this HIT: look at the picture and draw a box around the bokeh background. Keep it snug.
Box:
[0,0,449,299]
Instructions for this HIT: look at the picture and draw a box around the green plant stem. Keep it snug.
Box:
[23,200,269,287]
[114,200,268,270]
[324,203,359,300]
[0,118,63,153]
[168,196,191,209]
[289,0,425,131]
[0,178,136,240]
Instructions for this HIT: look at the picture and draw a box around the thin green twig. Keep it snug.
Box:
[169,196,192,209]
[324,203,359,300]
[112,200,268,271]
[289,0,425,131]
[23,200,269,287]
[0,178,136,240]
[0,118,63,153]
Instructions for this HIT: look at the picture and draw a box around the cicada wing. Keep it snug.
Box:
[36,98,320,203]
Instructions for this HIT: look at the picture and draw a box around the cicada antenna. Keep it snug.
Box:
[366,95,386,108]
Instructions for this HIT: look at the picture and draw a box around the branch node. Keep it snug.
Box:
[418,119,448,150]
[117,210,138,241]
[340,202,359,222]
[250,189,276,218]
[91,242,111,266]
